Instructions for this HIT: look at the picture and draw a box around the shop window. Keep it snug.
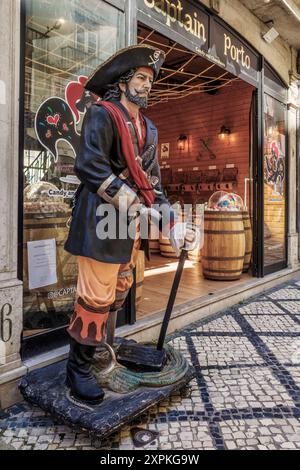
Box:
[22,0,125,337]
[263,93,287,269]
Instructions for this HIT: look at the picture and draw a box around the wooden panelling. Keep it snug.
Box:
[136,254,252,319]
[145,80,254,204]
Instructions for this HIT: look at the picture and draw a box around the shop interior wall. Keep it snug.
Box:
[145,79,255,206]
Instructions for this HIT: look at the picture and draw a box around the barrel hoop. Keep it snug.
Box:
[245,251,252,255]
[205,212,243,216]
[202,256,245,261]
[204,230,245,235]
[205,217,243,222]
[204,274,241,281]
[244,227,251,231]
[24,212,70,219]
[136,281,143,288]
[24,222,67,229]
[203,268,243,274]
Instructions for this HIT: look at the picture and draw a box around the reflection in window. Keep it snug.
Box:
[23,0,125,336]
[263,94,286,268]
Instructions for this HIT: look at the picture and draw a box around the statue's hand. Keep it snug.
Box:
[170,222,201,256]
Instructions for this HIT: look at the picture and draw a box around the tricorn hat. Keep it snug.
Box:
[85,44,165,97]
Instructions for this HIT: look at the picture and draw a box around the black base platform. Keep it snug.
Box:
[19,359,194,442]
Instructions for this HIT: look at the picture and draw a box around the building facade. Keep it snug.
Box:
[0,0,299,408]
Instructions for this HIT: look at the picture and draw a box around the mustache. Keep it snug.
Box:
[134,88,150,95]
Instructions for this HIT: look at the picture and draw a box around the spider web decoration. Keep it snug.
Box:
[138,25,240,107]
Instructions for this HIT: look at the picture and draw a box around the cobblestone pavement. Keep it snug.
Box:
[1,277,300,450]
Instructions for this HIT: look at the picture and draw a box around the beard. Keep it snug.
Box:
[124,84,149,109]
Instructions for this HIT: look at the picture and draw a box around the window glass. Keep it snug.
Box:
[264,64,288,102]
[23,0,125,336]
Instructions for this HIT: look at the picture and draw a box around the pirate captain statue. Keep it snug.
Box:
[64,45,199,405]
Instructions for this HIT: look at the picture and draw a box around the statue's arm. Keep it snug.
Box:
[74,105,139,210]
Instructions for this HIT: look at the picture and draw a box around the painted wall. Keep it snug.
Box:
[146,79,254,205]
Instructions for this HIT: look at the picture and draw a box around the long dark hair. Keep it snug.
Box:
[102,69,136,101]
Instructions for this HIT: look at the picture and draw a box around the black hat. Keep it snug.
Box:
[85,45,165,97]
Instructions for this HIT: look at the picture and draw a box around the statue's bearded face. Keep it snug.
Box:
[120,67,154,109]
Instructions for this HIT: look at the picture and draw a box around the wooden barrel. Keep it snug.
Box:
[159,207,183,259]
[187,210,204,262]
[159,235,179,258]
[149,220,160,254]
[242,211,252,273]
[188,247,201,262]
[202,211,245,280]
[149,239,160,253]
[135,250,145,304]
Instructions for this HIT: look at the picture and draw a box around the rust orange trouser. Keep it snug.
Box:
[68,232,141,346]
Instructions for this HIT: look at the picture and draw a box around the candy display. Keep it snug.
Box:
[207,191,244,211]
[24,182,71,214]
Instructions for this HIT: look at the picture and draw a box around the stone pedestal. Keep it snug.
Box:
[20,357,194,441]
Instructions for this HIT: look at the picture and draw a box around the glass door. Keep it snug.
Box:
[263,93,287,272]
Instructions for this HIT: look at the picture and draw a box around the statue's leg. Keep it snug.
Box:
[106,310,118,347]
[107,225,141,348]
[66,256,119,404]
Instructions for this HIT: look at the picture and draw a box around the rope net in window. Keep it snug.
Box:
[138,30,240,107]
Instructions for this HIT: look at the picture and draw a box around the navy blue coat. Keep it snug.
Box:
[64,101,173,264]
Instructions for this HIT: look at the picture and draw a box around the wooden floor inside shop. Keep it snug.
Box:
[136,254,252,320]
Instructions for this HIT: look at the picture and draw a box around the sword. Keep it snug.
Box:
[117,248,188,371]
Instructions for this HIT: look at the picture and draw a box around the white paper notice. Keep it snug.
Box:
[28,239,57,290]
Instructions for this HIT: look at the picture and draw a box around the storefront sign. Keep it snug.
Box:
[138,0,259,85]
[223,33,251,69]
[140,0,209,49]
[210,20,259,85]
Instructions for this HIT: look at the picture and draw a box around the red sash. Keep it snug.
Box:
[96,101,155,207]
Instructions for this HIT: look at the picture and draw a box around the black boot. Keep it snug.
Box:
[66,337,105,405]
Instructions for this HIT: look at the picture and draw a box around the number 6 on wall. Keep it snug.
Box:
[0,303,13,343]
